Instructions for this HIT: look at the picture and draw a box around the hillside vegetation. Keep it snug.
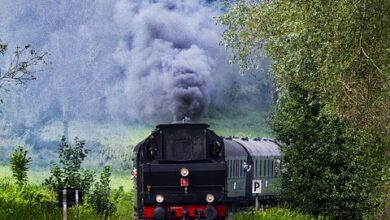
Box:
[220,0,389,219]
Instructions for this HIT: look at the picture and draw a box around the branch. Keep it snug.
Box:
[0,44,48,89]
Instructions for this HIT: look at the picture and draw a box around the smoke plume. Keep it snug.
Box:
[117,2,221,121]
[0,0,234,125]
[0,0,272,167]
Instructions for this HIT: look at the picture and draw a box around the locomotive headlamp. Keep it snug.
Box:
[180,168,189,177]
[206,194,215,203]
[155,194,164,203]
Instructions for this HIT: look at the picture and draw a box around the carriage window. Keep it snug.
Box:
[274,159,281,176]
[269,160,272,176]
[230,160,233,177]
[145,141,158,160]
[230,160,232,177]
[209,140,222,159]
[267,160,270,176]
[238,160,242,177]
[233,160,236,177]
[259,160,262,177]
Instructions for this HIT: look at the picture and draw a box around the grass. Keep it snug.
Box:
[0,174,134,220]
[229,208,328,220]
[0,165,133,191]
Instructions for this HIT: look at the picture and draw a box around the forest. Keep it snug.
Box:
[0,0,389,220]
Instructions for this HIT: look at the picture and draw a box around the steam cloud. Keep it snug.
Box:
[0,0,241,130]
[117,2,218,121]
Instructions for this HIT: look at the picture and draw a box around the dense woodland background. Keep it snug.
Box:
[220,0,389,219]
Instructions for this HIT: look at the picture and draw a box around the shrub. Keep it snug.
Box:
[10,146,32,187]
[89,166,116,217]
[0,177,58,219]
[43,136,95,193]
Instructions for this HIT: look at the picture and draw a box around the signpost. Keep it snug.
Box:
[252,180,262,210]
[58,189,83,220]
[252,180,262,194]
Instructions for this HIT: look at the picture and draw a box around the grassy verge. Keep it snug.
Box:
[229,208,328,220]
[0,165,133,191]
[0,176,133,220]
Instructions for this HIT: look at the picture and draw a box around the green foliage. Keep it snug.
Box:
[230,208,327,220]
[219,0,390,132]
[0,177,58,219]
[10,146,32,187]
[0,177,133,220]
[272,88,386,218]
[89,166,116,216]
[220,0,389,219]
[43,136,95,193]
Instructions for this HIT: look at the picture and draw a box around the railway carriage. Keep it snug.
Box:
[224,137,282,210]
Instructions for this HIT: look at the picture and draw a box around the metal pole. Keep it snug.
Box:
[75,190,79,219]
[75,190,79,205]
[255,196,259,210]
[63,189,67,220]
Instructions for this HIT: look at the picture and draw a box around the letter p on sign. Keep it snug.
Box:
[252,180,262,194]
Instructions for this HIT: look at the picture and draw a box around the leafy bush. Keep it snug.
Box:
[0,176,134,220]
[10,146,32,187]
[43,136,95,193]
[89,166,116,216]
[0,177,58,219]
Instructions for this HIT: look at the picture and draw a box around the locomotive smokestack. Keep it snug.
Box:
[172,116,191,124]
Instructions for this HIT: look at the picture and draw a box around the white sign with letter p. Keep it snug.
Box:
[252,180,262,194]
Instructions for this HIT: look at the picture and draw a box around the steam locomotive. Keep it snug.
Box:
[132,123,282,219]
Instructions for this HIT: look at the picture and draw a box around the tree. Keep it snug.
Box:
[89,166,116,217]
[0,41,48,93]
[43,136,95,193]
[10,146,32,187]
[219,0,389,218]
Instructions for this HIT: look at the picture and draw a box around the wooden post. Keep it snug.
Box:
[63,189,67,220]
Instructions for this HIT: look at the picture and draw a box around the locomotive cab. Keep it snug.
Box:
[133,123,227,220]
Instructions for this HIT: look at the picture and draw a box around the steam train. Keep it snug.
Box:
[132,123,282,219]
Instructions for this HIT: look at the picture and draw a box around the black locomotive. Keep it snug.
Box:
[132,123,282,220]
